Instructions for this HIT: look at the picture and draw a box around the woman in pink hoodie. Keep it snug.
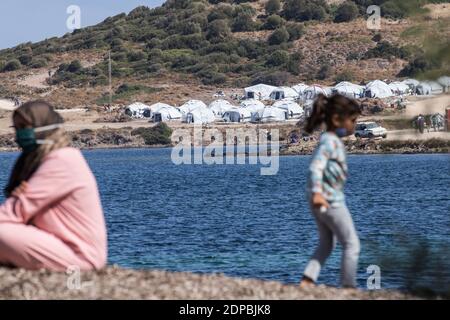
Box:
[0,101,107,271]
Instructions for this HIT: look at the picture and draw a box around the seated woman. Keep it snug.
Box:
[0,101,107,271]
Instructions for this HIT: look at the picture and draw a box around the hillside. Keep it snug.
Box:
[0,0,449,108]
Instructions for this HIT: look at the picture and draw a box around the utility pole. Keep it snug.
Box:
[108,50,112,108]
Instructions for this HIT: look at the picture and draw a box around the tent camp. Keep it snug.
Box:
[333,82,365,98]
[152,105,182,122]
[244,84,277,100]
[178,100,208,121]
[388,82,410,95]
[185,107,215,124]
[302,85,328,101]
[402,79,420,91]
[222,108,252,123]
[125,102,151,119]
[272,100,304,119]
[148,103,173,117]
[148,103,182,122]
[364,80,393,98]
[292,83,309,98]
[208,100,236,118]
[261,107,287,123]
[416,81,443,95]
[269,87,299,101]
[437,76,450,92]
[240,99,266,118]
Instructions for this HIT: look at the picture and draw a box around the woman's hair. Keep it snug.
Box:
[4,100,70,197]
[304,94,361,134]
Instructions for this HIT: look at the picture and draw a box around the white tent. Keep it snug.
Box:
[324,86,334,96]
[302,85,328,101]
[240,99,266,118]
[261,107,287,123]
[149,102,173,116]
[388,82,411,95]
[292,83,309,99]
[222,108,252,123]
[402,79,420,91]
[149,103,182,122]
[185,107,215,124]
[416,82,433,95]
[178,100,208,121]
[125,102,151,119]
[333,82,365,98]
[272,100,304,119]
[364,80,393,98]
[269,87,299,101]
[208,100,236,118]
[416,81,443,95]
[244,84,277,100]
[437,76,450,91]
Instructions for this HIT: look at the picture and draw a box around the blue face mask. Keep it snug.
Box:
[335,128,348,138]
[15,124,63,153]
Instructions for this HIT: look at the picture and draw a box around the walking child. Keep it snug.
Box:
[300,94,361,288]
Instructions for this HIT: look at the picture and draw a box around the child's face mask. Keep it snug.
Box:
[335,128,349,138]
[16,124,63,153]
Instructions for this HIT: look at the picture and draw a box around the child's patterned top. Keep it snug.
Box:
[307,132,348,203]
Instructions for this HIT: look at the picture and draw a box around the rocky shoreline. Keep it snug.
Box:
[0,128,449,155]
[0,266,420,300]
[281,138,450,156]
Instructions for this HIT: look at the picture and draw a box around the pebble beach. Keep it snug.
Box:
[0,267,419,300]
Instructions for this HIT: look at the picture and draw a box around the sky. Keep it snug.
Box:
[0,0,165,50]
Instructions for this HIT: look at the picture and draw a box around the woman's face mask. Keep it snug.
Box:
[15,124,63,153]
[16,128,37,153]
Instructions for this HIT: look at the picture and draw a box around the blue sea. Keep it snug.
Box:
[0,148,449,290]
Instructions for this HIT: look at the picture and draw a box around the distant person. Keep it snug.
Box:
[0,100,107,271]
[300,94,361,289]
[418,114,425,134]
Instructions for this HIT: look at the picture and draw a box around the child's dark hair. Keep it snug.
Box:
[304,94,361,134]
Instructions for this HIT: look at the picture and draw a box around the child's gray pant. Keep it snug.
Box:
[303,203,360,288]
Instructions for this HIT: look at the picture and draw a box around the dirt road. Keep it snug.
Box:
[386,129,450,141]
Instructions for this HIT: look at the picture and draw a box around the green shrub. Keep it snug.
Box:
[127,50,147,62]
[335,70,354,82]
[263,15,284,30]
[316,65,331,80]
[68,60,83,73]
[266,50,290,67]
[171,54,198,69]
[232,12,256,32]
[380,1,404,19]
[131,123,173,145]
[266,0,281,15]
[398,56,431,77]
[30,58,48,69]
[182,22,202,35]
[286,22,305,41]
[112,52,127,62]
[282,0,328,22]
[206,19,231,43]
[207,4,234,22]
[251,71,290,86]
[334,1,359,23]
[2,59,21,72]
[18,54,33,66]
[364,41,411,60]
[268,27,290,45]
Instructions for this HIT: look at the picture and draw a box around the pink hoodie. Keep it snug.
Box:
[0,147,107,270]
